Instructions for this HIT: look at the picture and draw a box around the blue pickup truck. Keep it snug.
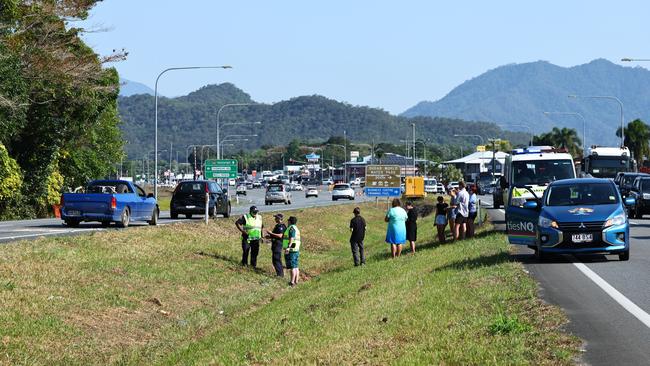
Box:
[61,180,159,228]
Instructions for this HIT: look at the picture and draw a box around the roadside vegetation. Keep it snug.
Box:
[0,201,579,364]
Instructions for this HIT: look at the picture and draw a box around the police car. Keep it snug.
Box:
[506,178,634,261]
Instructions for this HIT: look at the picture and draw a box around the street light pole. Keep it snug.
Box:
[155,65,231,199]
[543,111,587,155]
[568,94,625,148]
[216,103,262,159]
[343,130,347,182]
[412,123,416,176]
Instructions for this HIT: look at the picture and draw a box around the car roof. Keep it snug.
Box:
[550,178,613,185]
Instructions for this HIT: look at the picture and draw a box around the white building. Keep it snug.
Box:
[444,151,508,181]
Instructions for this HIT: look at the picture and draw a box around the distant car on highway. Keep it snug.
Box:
[506,178,633,261]
[252,180,262,188]
[436,183,446,194]
[236,184,247,196]
[170,180,231,219]
[305,186,318,198]
[61,180,158,228]
[265,183,292,205]
[332,183,355,201]
[627,176,650,218]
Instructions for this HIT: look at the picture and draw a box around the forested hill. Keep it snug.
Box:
[118,83,528,159]
[402,59,650,146]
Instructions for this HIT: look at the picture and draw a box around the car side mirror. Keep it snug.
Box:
[624,197,636,207]
[147,193,155,198]
[523,201,538,210]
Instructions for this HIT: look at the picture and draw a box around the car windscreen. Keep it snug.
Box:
[333,184,349,190]
[87,182,132,194]
[623,175,641,186]
[545,183,618,206]
[267,185,282,192]
[178,182,205,193]
[512,159,574,185]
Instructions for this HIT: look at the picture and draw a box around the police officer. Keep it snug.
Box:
[235,205,263,268]
[264,213,287,277]
[283,216,301,286]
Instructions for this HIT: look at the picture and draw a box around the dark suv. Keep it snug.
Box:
[614,172,649,198]
[170,180,231,219]
[628,177,650,219]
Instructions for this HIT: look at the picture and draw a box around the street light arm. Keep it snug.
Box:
[568,94,625,147]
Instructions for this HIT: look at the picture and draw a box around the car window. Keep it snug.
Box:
[209,182,221,193]
[334,184,350,190]
[267,185,283,192]
[135,185,146,197]
[179,182,205,193]
[641,180,650,191]
[87,182,133,194]
[546,183,618,206]
[512,160,574,185]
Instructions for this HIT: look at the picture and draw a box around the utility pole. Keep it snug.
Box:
[412,123,416,176]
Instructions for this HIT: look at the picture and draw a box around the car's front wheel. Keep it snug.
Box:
[619,250,630,261]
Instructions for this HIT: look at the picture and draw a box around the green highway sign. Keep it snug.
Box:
[205,159,238,179]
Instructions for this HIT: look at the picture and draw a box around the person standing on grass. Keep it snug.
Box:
[264,213,287,277]
[283,216,301,286]
[455,181,470,240]
[385,198,407,258]
[447,188,458,241]
[235,206,263,268]
[349,207,367,266]
[467,185,478,238]
[435,195,449,243]
[405,201,418,254]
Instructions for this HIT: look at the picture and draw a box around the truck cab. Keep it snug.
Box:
[583,146,633,178]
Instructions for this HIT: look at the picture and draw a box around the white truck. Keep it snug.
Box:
[493,146,576,208]
[583,146,633,179]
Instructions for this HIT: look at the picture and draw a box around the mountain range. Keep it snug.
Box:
[117,83,528,160]
[119,78,154,97]
[402,59,650,146]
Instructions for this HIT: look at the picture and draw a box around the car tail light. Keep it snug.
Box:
[111,196,117,210]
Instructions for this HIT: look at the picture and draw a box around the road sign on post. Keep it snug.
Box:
[364,165,401,197]
[205,159,238,179]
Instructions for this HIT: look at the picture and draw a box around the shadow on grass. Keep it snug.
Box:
[431,251,513,273]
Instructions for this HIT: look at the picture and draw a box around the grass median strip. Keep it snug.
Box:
[0,202,579,364]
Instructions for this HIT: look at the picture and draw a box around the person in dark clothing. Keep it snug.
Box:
[435,196,449,243]
[349,207,367,266]
[405,201,418,254]
[265,213,287,277]
[266,214,286,275]
[235,206,263,268]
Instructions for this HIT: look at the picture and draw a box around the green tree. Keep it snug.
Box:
[0,1,125,216]
[442,165,463,183]
[616,119,650,163]
[533,127,582,158]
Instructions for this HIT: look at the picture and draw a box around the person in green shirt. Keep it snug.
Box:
[283,216,301,286]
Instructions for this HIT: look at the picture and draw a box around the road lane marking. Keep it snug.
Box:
[498,209,505,214]
[573,262,650,329]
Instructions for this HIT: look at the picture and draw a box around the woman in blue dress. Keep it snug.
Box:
[385,198,408,258]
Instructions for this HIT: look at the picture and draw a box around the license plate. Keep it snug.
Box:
[572,233,593,243]
[67,210,81,216]
[186,205,196,209]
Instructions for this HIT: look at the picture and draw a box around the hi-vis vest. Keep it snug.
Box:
[243,213,262,241]
[282,225,301,252]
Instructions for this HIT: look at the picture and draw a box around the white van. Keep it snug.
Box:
[424,178,437,193]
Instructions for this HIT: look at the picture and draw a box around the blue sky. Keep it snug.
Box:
[82,0,649,114]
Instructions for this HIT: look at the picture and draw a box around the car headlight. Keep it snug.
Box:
[605,213,626,227]
[538,216,558,229]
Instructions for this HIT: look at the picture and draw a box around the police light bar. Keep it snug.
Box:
[511,146,566,155]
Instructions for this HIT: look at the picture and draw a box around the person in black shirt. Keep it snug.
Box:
[349,207,367,266]
[405,201,418,254]
[264,213,287,277]
[435,196,449,243]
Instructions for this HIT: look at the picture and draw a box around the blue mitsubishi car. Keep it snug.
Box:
[506,178,634,261]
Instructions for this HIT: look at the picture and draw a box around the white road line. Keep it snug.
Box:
[573,262,650,329]
[498,209,505,214]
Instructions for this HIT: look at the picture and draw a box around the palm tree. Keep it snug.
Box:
[616,119,650,164]
[533,127,582,157]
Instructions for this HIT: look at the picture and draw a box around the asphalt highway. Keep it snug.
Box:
[479,195,650,365]
[0,186,372,244]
